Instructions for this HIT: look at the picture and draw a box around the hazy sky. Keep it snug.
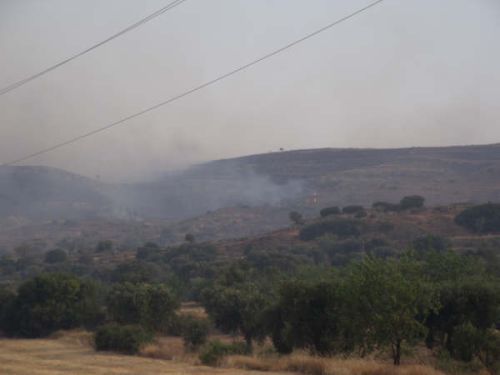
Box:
[0,0,498,181]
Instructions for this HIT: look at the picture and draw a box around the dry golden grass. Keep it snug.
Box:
[0,333,284,375]
[140,336,188,361]
[0,331,479,375]
[224,354,448,375]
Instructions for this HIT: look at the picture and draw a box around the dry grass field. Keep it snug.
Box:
[0,333,286,375]
[0,331,471,375]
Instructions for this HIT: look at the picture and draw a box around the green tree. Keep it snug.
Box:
[269,278,341,355]
[344,257,437,365]
[424,278,499,354]
[107,282,179,332]
[2,273,101,337]
[455,203,500,233]
[202,283,269,352]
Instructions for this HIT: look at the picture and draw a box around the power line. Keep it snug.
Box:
[2,0,385,166]
[0,0,188,97]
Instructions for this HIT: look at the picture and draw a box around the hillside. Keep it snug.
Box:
[0,166,109,219]
[2,143,500,219]
[196,143,500,206]
[1,144,500,251]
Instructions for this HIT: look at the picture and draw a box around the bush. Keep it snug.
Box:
[44,249,67,264]
[455,203,500,233]
[400,195,425,210]
[110,261,159,284]
[368,246,397,259]
[185,233,195,243]
[181,316,210,350]
[96,240,113,253]
[412,235,450,255]
[199,340,247,366]
[342,205,365,214]
[289,211,305,226]
[320,206,340,218]
[94,324,153,354]
[299,219,361,241]
[136,242,160,261]
[450,323,484,362]
[449,324,500,372]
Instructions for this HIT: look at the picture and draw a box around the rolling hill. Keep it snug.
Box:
[0,143,499,251]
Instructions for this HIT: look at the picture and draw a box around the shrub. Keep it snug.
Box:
[449,324,500,372]
[110,261,160,284]
[181,315,210,350]
[324,239,365,265]
[369,246,397,259]
[365,238,389,250]
[412,235,450,255]
[136,242,160,261]
[96,240,113,253]
[455,203,500,233]
[320,206,340,218]
[199,340,247,366]
[299,219,361,241]
[289,211,305,226]
[450,323,484,362]
[44,249,67,264]
[94,324,153,354]
[342,205,365,214]
[400,195,425,210]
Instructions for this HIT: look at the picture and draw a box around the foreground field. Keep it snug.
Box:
[0,335,284,375]
[0,332,460,375]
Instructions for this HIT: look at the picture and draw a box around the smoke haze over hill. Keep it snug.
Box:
[0,0,498,181]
